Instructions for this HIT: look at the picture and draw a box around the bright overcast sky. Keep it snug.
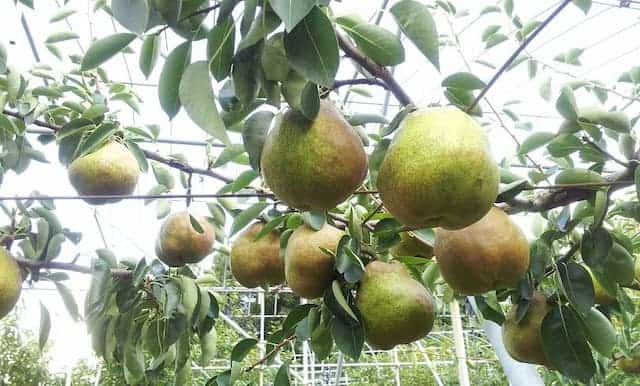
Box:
[1,0,639,373]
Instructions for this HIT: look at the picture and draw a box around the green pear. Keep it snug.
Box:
[435,207,529,295]
[502,292,552,366]
[0,247,22,319]
[377,107,499,230]
[68,141,140,205]
[356,261,435,350]
[230,222,284,288]
[260,101,368,211]
[284,224,343,299]
[156,211,215,267]
[390,232,434,258]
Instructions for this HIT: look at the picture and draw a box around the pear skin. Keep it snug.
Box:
[157,212,215,266]
[502,292,552,366]
[377,107,499,230]
[230,222,284,288]
[261,101,368,211]
[0,247,22,319]
[356,261,435,350]
[435,207,529,295]
[68,141,140,204]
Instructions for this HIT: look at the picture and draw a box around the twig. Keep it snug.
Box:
[543,243,579,279]
[362,202,384,225]
[14,256,132,279]
[581,135,630,167]
[337,33,413,106]
[467,0,572,112]
[244,334,296,373]
[333,78,389,90]
[0,192,277,202]
[523,180,633,190]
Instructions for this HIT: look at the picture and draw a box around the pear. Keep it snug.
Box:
[617,356,640,373]
[284,224,343,299]
[377,107,499,230]
[68,141,140,204]
[0,247,22,319]
[260,101,368,211]
[156,211,215,267]
[390,232,433,258]
[435,207,529,295]
[356,261,435,350]
[230,222,284,288]
[502,292,552,366]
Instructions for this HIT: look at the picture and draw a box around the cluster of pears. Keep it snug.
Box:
[0,247,23,320]
[67,141,140,205]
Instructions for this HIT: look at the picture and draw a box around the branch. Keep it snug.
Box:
[2,109,233,184]
[337,33,413,106]
[581,135,629,167]
[0,192,276,202]
[244,334,296,373]
[332,78,389,90]
[14,256,132,279]
[467,0,572,112]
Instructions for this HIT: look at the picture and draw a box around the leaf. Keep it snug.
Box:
[556,86,579,122]
[331,316,364,359]
[579,107,630,133]
[336,15,405,66]
[268,0,316,31]
[274,363,291,386]
[243,111,273,171]
[518,132,555,155]
[391,0,439,70]
[179,61,230,145]
[45,31,80,43]
[207,18,236,81]
[39,302,51,351]
[124,140,148,172]
[348,113,387,126]
[112,0,149,34]
[231,202,268,235]
[50,7,76,23]
[485,33,508,49]
[55,282,80,321]
[231,338,258,363]
[302,211,326,231]
[592,189,609,229]
[331,281,358,322]
[139,35,160,78]
[557,261,594,315]
[603,242,634,285]
[300,83,320,120]
[237,9,281,51]
[0,41,6,73]
[80,33,136,71]
[159,41,192,119]
[261,33,289,81]
[77,123,118,157]
[554,168,604,186]
[504,0,514,16]
[200,329,217,365]
[581,307,615,357]
[441,72,486,90]
[284,6,339,88]
[190,214,205,234]
[541,305,595,383]
[572,0,592,14]
[636,166,640,202]
[283,304,316,333]
[151,163,175,189]
[539,77,551,101]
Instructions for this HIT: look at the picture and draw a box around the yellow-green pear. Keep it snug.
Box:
[260,101,368,211]
[156,212,215,266]
[390,232,433,258]
[230,222,284,288]
[435,207,529,295]
[68,141,140,204]
[502,292,552,366]
[356,261,435,350]
[284,224,343,299]
[377,107,499,230]
[0,247,22,319]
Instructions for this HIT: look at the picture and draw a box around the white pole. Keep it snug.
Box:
[449,299,471,386]
[258,291,265,386]
[414,341,444,386]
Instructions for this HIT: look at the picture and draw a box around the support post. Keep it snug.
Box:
[449,299,471,386]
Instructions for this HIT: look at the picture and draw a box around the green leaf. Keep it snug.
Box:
[579,107,630,133]
[231,338,258,362]
[139,35,160,78]
[39,302,51,351]
[336,15,405,66]
[76,123,118,158]
[213,144,245,167]
[557,261,594,315]
[331,281,358,322]
[556,86,579,121]
[231,202,268,235]
[391,0,439,70]
[554,168,604,186]
[572,0,592,14]
[547,134,582,157]
[268,0,316,31]
[0,41,6,73]
[237,9,281,51]
[504,0,514,16]
[112,0,149,34]
[80,33,136,71]
[603,242,634,285]
[518,131,555,155]
[274,363,291,386]
[243,111,273,171]
[261,33,289,81]
[123,340,145,384]
[45,31,80,43]
[635,166,640,202]
[50,7,76,23]
[541,305,595,383]
[581,307,615,357]
[207,18,236,81]
[55,282,80,321]
[151,163,175,189]
[199,328,217,365]
[302,211,325,231]
[284,6,339,88]
[331,316,364,360]
[189,214,205,234]
[485,33,508,49]
[283,304,316,333]
[300,83,320,120]
[124,140,148,172]
[159,41,192,119]
[441,72,486,90]
[179,61,230,145]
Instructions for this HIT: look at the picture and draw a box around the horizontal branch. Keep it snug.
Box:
[14,256,131,279]
[333,78,389,90]
[523,180,633,190]
[0,192,276,202]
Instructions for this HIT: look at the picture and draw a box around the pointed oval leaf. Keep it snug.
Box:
[336,16,405,66]
[112,0,149,34]
[159,41,192,119]
[391,0,439,70]
[268,0,316,31]
[442,72,486,90]
[230,202,268,235]
[581,307,616,356]
[80,33,136,71]
[518,131,556,155]
[139,34,160,78]
[207,18,236,81]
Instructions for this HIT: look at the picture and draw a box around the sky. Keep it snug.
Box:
[1,0,640,375]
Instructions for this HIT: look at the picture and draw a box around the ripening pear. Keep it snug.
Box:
[284,224,343,299]
[390,232,433,258]
[156,211,215,267]
[230,222,284,288]
[68,141,140,204]
[0,247,22,319]
[502,292,552,366]
[435,207,529,295]
[356,261,435,350]
[377,107,499,230]
[260,101,368,211]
